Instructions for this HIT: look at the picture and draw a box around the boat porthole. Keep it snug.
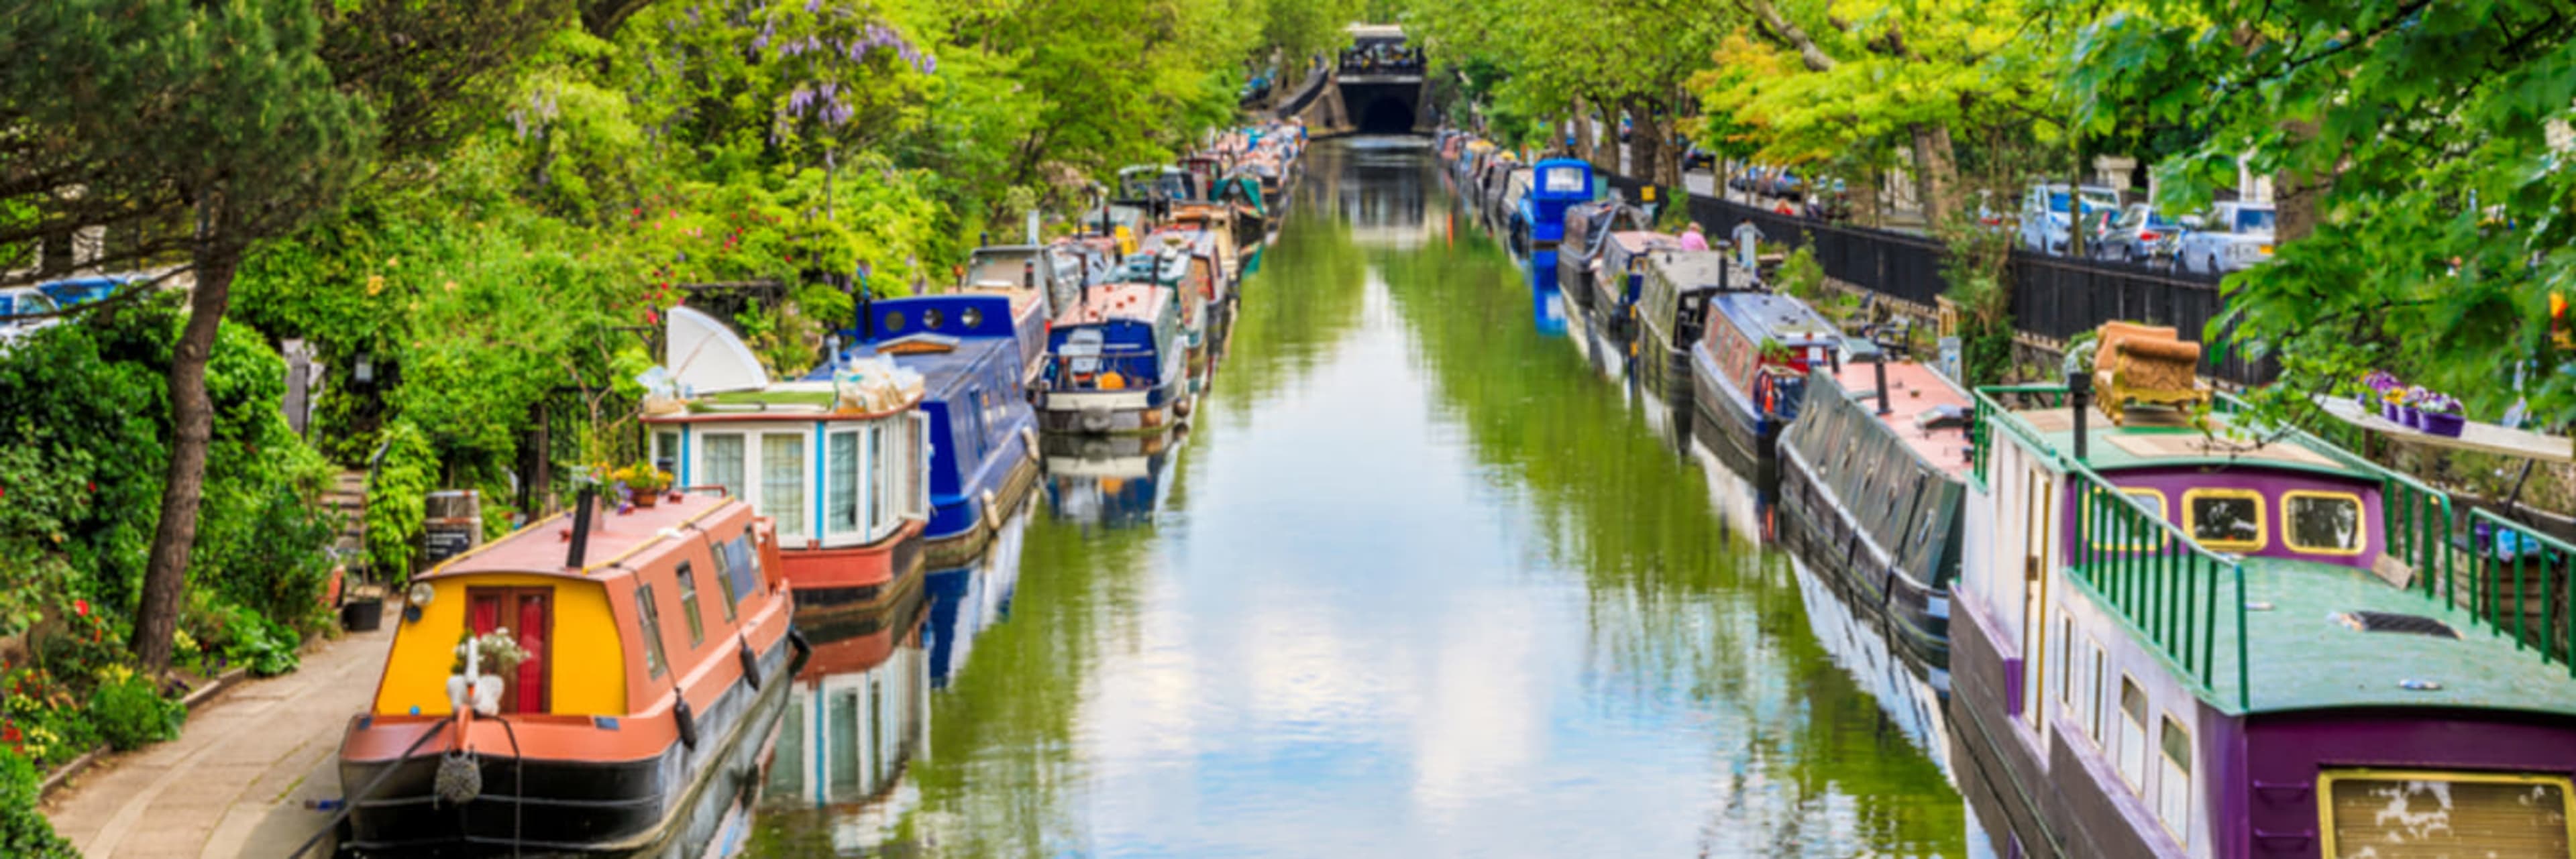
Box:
[881,310,906,333]
[962,306,983,329]
[924,308,946,330]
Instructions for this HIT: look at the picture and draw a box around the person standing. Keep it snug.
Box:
[1679,222,1710,251]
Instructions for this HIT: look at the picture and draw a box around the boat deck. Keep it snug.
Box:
[1834,361,1972,478]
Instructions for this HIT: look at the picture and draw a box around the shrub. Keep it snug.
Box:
[0,749,78,858]
[87,667,182,751]
[1774,245,1823,300]
[365,420,437,583]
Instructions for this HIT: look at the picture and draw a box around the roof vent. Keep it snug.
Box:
[2334,611,2461,639]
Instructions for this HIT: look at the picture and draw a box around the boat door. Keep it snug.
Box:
[2019,463,2055,731]
[468,587,553,713]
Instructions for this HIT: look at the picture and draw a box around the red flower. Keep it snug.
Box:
[3,726,19,743]
[73,599,88,617]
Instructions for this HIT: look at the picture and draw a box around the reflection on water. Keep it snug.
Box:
[746,137,1970,856]
[755,589,932,854]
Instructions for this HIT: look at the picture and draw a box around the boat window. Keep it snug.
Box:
[762,435,808,540]
[468,587,552,714]
[2088,640,2106,742]
[635,584,670,679]
[676,561,706,646]
[882,310,907,334]
[2282,491,2364,555]
[703,433,746,502]
[731,527,761,596]
[2088,488,2168,551]
[924,308,946,331]
[1543,166,1585,193]
[2159,715,2191,846]
[828,430,862,538]
[2320,771,2573,858]
[2056,614,2074,713]
[2119,676,2149,790]
[710,534,739,622]
[869,423,891,534]
[962,306,984,329]
[2182,488,2266,551]
[653,431,680,474]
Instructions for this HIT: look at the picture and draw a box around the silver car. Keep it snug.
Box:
[2092,203,2184,265]
[0,286,62,348]
[2176,203,2278,275]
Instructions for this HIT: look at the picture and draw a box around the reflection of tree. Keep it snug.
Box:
[1371,170,1966,854]
[796,514,1161,857]
[1210,152,1375,424]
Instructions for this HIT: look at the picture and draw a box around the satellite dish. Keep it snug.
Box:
[665,306,769,394]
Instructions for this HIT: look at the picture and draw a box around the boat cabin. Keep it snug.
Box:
[1519,158,1593,249]
[815,294,1041,559]
[963,244,1083,329]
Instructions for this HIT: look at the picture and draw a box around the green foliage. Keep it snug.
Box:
[1941,225,2017,388]
[87,667,183,751]
[1774,245,1823,301]
[180,595,301,677]
[366,420,437,583]
[0,749,78,858]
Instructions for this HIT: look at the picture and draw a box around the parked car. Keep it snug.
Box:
[2091,203,2182,264]
[1762,169,1805,201]
[2018,183,2121,255]
[0,286,64,347]
[1682,144,1716,172]
[38,274,142,308]
[2176,202,2278,274]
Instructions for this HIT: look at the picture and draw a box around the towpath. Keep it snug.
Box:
[42,623,392,858]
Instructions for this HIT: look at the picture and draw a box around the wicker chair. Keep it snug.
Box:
[2091,321,2208,425]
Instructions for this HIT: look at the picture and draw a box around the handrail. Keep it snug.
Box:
[2465,508,2576,676]
[2062,459,2252,711]
[1969,385,2067,488]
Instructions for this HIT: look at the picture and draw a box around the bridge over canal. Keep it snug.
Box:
[1275,23,1431,136]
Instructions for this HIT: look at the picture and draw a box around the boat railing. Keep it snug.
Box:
[2063,459,2252,711]
[2463,508,2576,675]
[1967,384,2068,490]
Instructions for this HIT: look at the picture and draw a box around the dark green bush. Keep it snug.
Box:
[89,670,182,751]
[0,749,78,858]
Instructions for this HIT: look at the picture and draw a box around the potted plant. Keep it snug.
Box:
[612,462,673,508]
[2418,392,2467,437]
[450,630,531,715]
[2379,386,2408,424]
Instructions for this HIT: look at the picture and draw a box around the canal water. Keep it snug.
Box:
[748,139,1975,857]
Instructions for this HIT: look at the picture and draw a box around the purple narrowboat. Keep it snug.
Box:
[1957,347,2576,857]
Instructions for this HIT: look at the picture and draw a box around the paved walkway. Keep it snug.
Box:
[44,623,392,858]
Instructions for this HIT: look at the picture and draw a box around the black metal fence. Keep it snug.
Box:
[1684,194,2275,385]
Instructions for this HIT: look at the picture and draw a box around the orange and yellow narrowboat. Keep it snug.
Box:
[336,491,804,856]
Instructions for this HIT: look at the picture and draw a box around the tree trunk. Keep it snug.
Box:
[1907,122,1959,229]
[131,239,237,672]
[2273,119,2328,244]
[1571,97,1596,167]
[1626,103,1658,183]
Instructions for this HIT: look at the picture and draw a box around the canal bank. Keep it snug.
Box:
[752,137,1969,856]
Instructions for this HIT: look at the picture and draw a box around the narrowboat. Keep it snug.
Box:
[1774,354,1972,671]
[1956,321,2576,858]
[761,585,929,821]
[813,294,1042,569]
[1556,200,1652,310]
[1038,281,1190,435]
[1042,431,1179,528]
[1633,250,1742,413]
[1589,230,1682,344]
[1120,236,1224,395]
[1514,158,1593,269]
[962,244,1081,330]
[1114,164,1197,221]
[338,490,800,856]
[1686,290,1837,486]
[645,307,929,617]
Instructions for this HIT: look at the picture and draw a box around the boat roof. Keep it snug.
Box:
[804,337,1016,402]
[651,380,919,419]
[1709,292,1837,345]
[1646,251,1739,292]
[2003,407,2374,480]
[1055,284,1173,326]
[1830,361,1972,478]
[1609,231,1680,252]
[429,492,744,581]
[2206,557,2576,718]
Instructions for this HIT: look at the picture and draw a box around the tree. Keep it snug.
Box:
[0,0,569,671]
[2070,0,2576,429]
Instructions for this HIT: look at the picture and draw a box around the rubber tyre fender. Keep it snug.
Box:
[789,628,813,660]
[737,636,763,691]
[674,697,701,751]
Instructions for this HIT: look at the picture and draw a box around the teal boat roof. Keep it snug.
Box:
[2169,557,2576,718]
[2006,406,2377,481]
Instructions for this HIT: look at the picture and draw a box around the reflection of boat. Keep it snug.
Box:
[923,510,1027,688]
[1777,359,1972,670]
[1790,555,1951,770]
[340,492,800,856]
[1687,292,1835,488]
[1530,274,1566,337]
[1958,357,2576,858]
[762,584,929,846]
[818,294,1043,569]
[647,306,929,617]
[1042,431,1178,528]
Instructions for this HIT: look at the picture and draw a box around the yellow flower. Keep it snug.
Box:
[366,275,386,296]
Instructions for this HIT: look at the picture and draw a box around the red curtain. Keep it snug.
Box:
[515,594,549,713]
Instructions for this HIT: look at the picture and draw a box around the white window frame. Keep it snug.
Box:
[825,428,864,542]
[2118,675,2149,791]
[697,425,824,544]
[903,412,932,521]
[2157,713,2192,848]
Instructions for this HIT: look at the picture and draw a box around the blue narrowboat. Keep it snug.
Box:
[1687,290,1838,487]
[1514,158,1593,278]
[813,294,1041,567]
[1041,432,1178,528]
[1038,281,1191,436]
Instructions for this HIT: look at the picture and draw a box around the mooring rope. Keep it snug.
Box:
[288,713,457,858]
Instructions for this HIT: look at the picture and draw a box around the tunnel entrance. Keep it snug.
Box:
[1357,97,1416,134]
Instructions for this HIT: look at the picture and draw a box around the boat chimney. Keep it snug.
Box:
[2068,368,2092,461]
[1024,260,1037,291]
[1873,353,1892,416]
[565,487,598,571]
